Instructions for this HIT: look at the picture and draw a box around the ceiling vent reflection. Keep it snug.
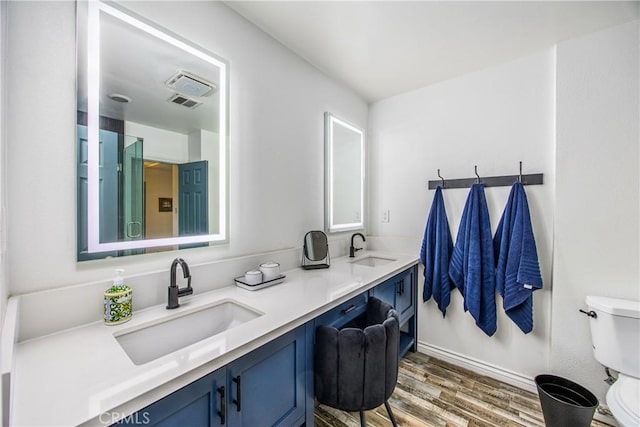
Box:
[165,70,217,97]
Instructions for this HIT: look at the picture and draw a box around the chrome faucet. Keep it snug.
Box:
[349,233,366,257]
[167,258,193,309]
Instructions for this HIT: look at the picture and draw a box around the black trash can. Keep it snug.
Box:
[535,374,599,427]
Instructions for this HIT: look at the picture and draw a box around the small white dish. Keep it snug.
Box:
[259,262,280,281]
[244,270,262,285]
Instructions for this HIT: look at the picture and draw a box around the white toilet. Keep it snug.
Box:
[586,296,640,427]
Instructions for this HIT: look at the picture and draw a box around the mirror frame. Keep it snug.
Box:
[81,1,229,253]
[302,230,330,270]
[324,112,365,233]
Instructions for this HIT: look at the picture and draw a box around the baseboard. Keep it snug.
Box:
[416,341,537,393]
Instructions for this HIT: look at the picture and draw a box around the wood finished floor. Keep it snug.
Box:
[314,352,611,427]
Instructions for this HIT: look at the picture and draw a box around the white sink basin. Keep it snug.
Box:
[350,256,396,267]
[115,300,263,365]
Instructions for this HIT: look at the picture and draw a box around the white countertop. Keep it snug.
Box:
[11,252,418,427]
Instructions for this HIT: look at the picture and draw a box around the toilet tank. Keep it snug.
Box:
[586,296,640,378]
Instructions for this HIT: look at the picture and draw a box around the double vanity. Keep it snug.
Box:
[9,252,418,426]
[3,2,407,425]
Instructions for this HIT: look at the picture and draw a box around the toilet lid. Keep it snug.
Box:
[607,375,640,427]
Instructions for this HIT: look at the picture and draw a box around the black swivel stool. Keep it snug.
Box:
[314,297,400,427]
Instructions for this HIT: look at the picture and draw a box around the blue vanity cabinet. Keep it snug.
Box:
[395,268,416,325]
[313,293,368,329]
[369,265,418,357]
[116,264,418,427]
[119,326,308,427]
[118,369,226,426]
[370,266,416,324]
[369,279,396,310]
[226,326,307,427]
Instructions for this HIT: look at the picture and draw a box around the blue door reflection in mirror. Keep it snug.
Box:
[324,113,365,233]
[179,161,208,249]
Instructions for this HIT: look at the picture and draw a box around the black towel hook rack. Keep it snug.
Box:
[518,161,523,183]
[428,161,544,190]
[437,169,445,187]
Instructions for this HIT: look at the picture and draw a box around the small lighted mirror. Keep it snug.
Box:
[325,113,365,233]
[76,1,228,259]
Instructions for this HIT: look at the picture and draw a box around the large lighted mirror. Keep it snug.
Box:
[324,113,365,233]
[76,1,228,260]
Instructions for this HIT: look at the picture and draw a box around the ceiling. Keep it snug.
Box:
[227,1,640,103]
[77,4,221,136]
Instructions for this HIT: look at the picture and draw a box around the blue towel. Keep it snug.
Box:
[420,186,454,316]
[449,183,497,336]
[494,182,543,334]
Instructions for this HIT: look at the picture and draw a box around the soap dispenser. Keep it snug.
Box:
[104,269,133,325]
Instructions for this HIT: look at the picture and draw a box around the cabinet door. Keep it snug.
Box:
[396,269,415,324]
[369,278,396,307]
[118,369,226,427]
[227,327,306,427]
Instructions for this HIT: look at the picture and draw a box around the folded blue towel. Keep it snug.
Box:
[449,183,497,336]
[494,182,543,334]
[420,186,454,316]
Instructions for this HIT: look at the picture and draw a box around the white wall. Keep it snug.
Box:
[144,166,174,240]
[126,121,189,164]
[369,19,639,406]
[5,1,367,295]
[0,2,8,423]
[0,0,7,321]
[552,20,639,402]
[369,49,556,381]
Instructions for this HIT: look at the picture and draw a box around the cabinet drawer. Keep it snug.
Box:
[314,293,368,329]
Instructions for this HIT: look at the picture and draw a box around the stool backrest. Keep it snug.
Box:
[315,297,400,412]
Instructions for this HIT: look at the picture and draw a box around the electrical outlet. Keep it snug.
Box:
[382,210,390,223]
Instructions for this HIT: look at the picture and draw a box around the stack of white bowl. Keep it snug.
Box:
[243,262,280,284]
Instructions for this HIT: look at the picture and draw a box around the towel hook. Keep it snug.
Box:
[437,169,445,188]
[474,165,480,184]
[518,161,523,183]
